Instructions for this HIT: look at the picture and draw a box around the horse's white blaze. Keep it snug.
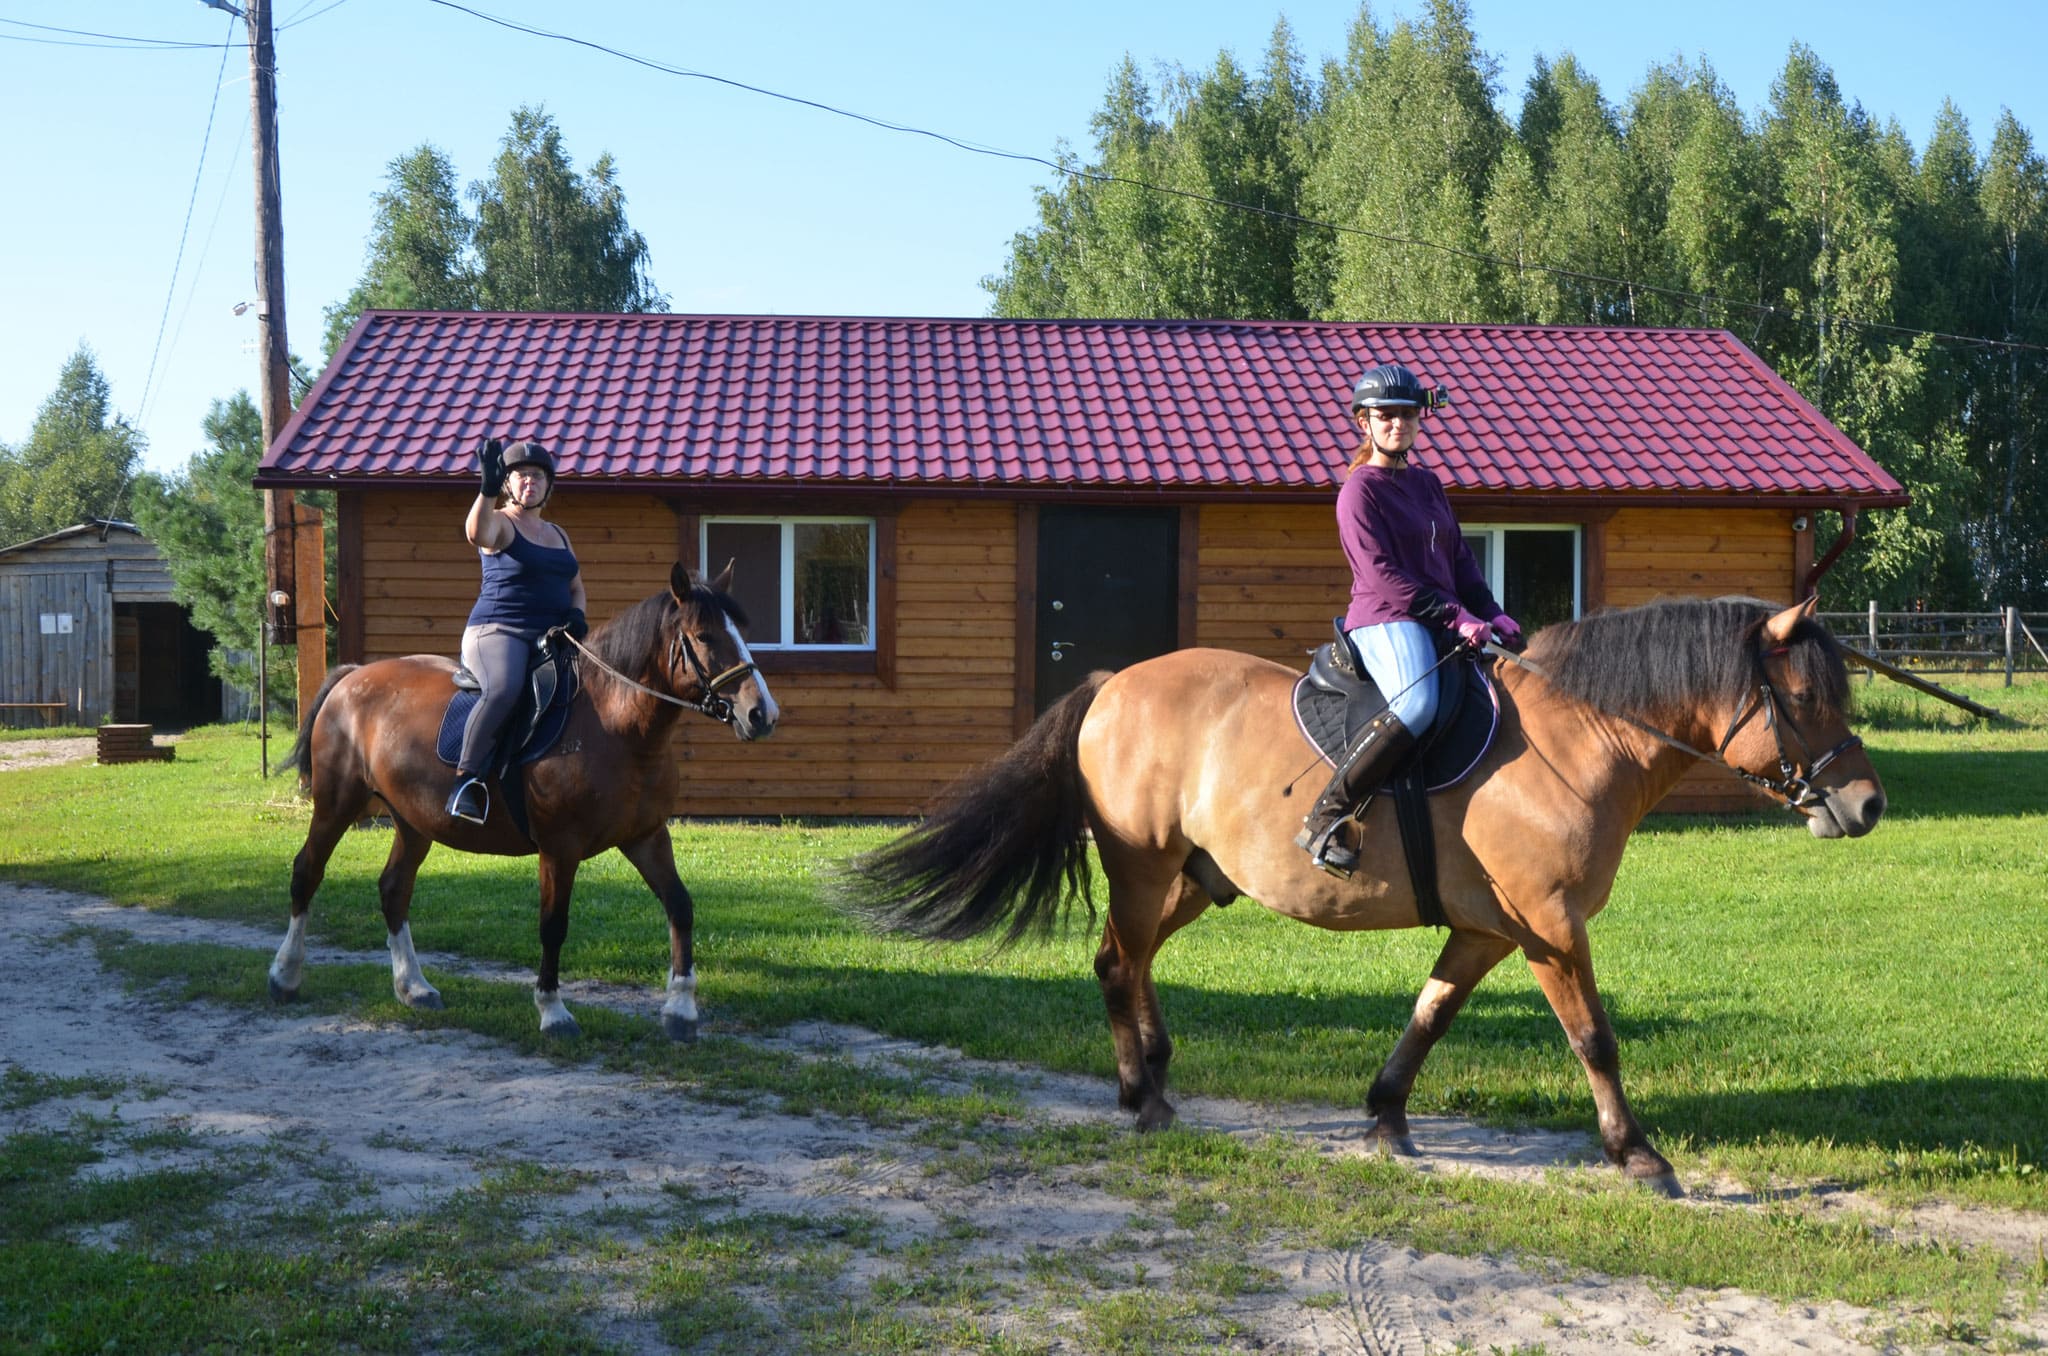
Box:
[269,914,308,992]
[662,966,699,1024]
[387,922,439,1005]
[725,617,779,725]
[534,986,576,1032]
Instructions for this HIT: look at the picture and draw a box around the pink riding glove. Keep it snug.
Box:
[1491,613,1526,650]
[1451,608,1493,649]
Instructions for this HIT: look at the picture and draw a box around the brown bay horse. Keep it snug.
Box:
[843,596,1883,1196]
[270,563,778,1039]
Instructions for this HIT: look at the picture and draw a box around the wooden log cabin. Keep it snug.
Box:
[259,314,1908,816]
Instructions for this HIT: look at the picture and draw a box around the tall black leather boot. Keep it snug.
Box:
[1293,709,1418,878]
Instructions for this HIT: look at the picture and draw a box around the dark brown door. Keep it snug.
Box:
[1034,506,1179,712]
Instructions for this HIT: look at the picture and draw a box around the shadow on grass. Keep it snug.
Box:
[1858,748,2047,819]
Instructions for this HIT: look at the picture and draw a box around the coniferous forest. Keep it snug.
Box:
[986,0,2048,610]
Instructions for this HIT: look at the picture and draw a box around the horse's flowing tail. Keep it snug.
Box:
[840,671,1110,947]
[277,664,361,784]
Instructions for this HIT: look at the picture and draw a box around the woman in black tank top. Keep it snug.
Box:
[446,439,589,824]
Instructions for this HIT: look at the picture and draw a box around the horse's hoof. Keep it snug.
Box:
[541,1015,582,1040]
[1134,1102,1177,1132]
[1636,1171,1684,1199]
[1375,1131,1420,1158]
[267,977,297,1005]
[398,989,444,1011]
[661,1012,698,1043]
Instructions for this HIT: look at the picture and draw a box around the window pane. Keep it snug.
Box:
[795,522,872,646]
[706,522,783,644]
[1461,531,1491,581]
[1503,530,1577,631]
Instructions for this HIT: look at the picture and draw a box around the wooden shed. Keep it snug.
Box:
[259,313,1908,815]
[0,519,220,729]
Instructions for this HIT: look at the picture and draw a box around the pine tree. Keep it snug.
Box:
[1303,0,1505,322]
[129,394,297,706]
[0,346,143,547]
[321,145,477,359]
[473,106,667,314]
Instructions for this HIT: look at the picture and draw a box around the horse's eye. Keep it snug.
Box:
[695,632,717,646]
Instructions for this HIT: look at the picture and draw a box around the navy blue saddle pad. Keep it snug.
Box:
[435,669,577,769]
[1291,645,1500,793]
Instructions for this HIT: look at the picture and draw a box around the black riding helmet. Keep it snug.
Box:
[1350,363,1450,416]
[500,441,556,503]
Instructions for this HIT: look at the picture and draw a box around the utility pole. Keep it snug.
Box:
[246,0,297,649]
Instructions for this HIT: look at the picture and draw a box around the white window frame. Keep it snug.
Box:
[700,515,877,651]
[1460,522,1583,620]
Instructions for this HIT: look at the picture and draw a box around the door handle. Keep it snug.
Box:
[1049,639,1076,663]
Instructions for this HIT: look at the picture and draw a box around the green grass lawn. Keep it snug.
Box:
[1,676,2043,1214]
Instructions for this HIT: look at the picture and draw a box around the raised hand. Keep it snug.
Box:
[478,437,506,499]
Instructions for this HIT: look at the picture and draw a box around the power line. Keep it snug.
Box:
[0,18,221,49]
[424,0,2048,360]
[137,13,240,428]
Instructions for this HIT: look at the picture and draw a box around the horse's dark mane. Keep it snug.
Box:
[1528,596,1850,722]
[584,583,750,673]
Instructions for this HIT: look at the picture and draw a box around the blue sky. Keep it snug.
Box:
[4,0,2046,475]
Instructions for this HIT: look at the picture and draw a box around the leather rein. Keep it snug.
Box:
[559,627,757,726]
[1482,641,1863,814]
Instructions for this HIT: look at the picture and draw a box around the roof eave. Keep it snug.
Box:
[251,469,1912,512]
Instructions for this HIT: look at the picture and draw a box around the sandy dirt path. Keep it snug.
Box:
[3,879,2040,1354]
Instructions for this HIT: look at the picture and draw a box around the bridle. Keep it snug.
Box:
[1487,641,1863,815]
[559,614,758,727]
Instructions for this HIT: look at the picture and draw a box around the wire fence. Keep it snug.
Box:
[1819,607,2048,683]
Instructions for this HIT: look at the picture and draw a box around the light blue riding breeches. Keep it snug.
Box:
[1347,619,1439,732]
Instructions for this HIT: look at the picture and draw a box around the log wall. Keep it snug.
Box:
[348,492,1805,817]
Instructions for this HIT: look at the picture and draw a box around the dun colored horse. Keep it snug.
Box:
[844,596,1883,1195]
[270,563,778,1039]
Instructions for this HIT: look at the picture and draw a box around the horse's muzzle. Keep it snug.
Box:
[734,701,777,742]
[1805,782,1885,839]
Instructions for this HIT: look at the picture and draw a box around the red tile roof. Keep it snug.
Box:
[259,312,1907,505]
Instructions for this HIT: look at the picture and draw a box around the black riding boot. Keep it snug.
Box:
[1293,709,1418,878]
[446,775,489,825]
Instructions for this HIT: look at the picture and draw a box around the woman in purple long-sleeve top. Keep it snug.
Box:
[1295,363,1524,877]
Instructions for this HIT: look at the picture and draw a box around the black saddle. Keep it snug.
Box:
[1291,621,1499,792]
[1292,620,1502,930]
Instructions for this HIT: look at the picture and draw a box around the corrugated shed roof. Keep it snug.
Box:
[259,312,1908,504]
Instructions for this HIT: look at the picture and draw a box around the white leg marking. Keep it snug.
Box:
[387,923,442,1008]
[268,914,307,994]
[661,966,699,1026]
[534,986,579,1036]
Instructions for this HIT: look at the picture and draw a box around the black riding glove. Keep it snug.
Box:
[565,608,588,641]
[478,437,506,499]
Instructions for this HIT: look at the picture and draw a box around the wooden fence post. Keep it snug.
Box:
[1866,601,1878,684]
[2007,606,2018,687]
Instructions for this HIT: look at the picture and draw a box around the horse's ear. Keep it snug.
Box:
[1763,596,1819,645]
[707,557,735,596]
[669,561,691,601]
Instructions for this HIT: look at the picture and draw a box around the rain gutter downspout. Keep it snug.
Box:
[1801,506,1859,600]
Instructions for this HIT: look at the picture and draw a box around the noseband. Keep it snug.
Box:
[669,624,758,725]
[1490,642,1861,816]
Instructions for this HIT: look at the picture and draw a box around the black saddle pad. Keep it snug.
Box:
[1291,647,1499,793]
